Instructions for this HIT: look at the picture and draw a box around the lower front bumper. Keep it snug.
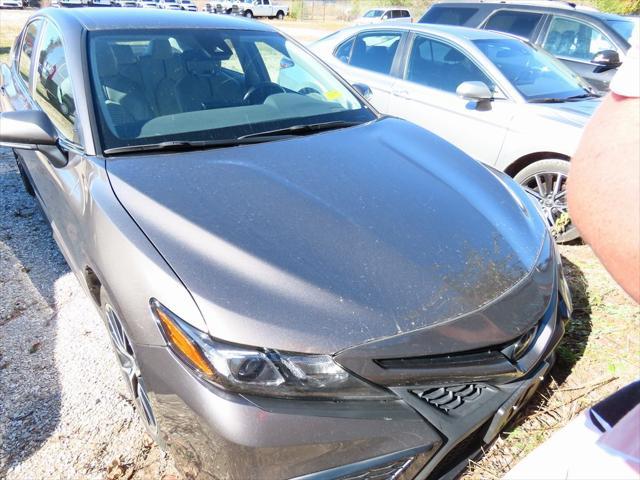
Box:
[135,292,565,480]
[136,343,444,480]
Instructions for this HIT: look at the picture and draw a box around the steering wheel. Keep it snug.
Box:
[243,82,286,104]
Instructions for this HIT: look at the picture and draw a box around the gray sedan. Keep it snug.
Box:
[0,8,570,480]
[287,24,602,242]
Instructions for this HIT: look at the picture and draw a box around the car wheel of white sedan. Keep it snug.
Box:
[515,159,579,244]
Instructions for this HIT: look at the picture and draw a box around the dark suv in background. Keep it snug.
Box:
[420,0,636,91]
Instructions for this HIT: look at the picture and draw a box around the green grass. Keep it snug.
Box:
[0,10,29,65]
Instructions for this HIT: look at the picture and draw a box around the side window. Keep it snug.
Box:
[420,7,479,26]
[18,20,42,84]
[543,16,616,61]
[406,36,494,93]
[263,0,269,4]
[256,41,284,81]
[402,10,411,18]
[221,39,244,74]
[34,22,77,141]
[349,32,402,75]
[483,11,543,40]
[335,37,354,63]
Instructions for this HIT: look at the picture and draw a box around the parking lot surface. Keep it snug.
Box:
[0,148,178,479]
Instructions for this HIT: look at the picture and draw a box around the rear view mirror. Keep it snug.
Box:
[0,110,68,168]
[456,81,493,101]
[591,50,621,68]
[353,82,373,100]
[0,110,58,149]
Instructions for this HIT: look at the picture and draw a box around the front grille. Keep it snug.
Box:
[337,456,414,480]
[411,384,484,414]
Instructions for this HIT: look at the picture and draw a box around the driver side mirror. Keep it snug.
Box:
[0,110,67,168]
[353,82,373,100]
[591,49,621,68]
[0,110,57,149]
[456,81,493,101]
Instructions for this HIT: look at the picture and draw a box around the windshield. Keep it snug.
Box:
[606,18,637,42]
[363,10,384,18]
[473,38,590,101]
[88,29,372,152]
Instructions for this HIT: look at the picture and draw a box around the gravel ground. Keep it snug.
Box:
[0,147,178,479]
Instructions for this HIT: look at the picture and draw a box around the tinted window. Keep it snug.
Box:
[19,20,42,84]
[88,29,373,151]
[34,22,76,141]
[420,6,478,26]
[475,38,589,101]
[335,37,354,63]
[349,32,401,74]
[483,11,543,39]
[543,16,616,61]
[363,10,384,18]
[407,36,493,93]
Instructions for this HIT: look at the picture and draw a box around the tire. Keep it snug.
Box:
[99,290,163,446]
[513,158,579,243]
[14,153,35,197]
[276,10,284,19]
[244,9,252,17]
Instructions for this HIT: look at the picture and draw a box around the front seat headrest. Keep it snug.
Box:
[95,42,118,77]
[151,38,173,60]
[112,44,137,66]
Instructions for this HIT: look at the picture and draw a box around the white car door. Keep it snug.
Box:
[388,34,515,166]
[329,30,405,113]
[255,0,269,16]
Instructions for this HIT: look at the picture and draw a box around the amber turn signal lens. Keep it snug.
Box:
[152,302,214,376]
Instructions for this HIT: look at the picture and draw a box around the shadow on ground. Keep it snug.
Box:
[0,148,69,476]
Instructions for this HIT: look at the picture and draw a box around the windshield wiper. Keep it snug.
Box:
[530,91,601,104]
[238,121,365,140]
[103,138,267,155]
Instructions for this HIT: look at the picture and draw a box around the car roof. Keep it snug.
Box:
[364,6,410,10]
[342,21,522,41]
[429,1,628,21]
[41,7,275,31]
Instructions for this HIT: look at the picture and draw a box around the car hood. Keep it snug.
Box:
[106,118,551,355]
[531,97,601,128]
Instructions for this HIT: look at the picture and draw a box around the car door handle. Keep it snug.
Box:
[393,89,409,96]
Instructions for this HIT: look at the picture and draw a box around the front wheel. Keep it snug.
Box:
[514,159,579,243]
[101,291,162,445]
[244,9,252,17]
[276,10,284,19]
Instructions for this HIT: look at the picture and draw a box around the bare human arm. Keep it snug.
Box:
[568,92,640,302]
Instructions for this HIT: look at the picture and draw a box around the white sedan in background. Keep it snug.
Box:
[354,7,412,25]
[281,24,602,242]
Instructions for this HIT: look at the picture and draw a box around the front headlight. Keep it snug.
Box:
[150,299,391,400]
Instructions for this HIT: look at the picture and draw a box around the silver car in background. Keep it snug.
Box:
[291,24,602,242]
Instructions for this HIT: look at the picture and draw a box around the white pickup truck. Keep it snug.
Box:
[238,0,289,19]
